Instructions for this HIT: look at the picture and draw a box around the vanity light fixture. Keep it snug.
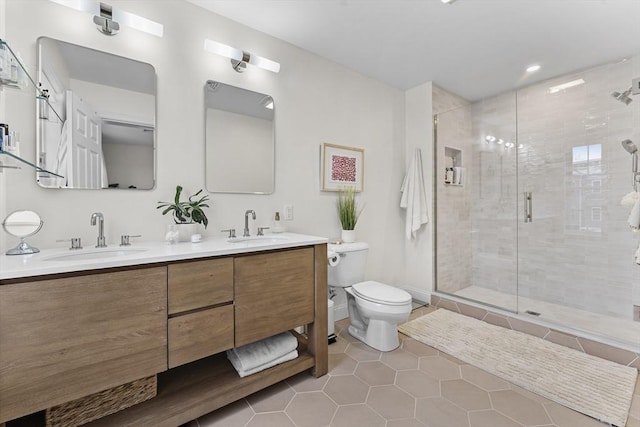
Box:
[47,0,164,37]
[549,78,585,94]
[204,39,280,74]
[441,0,458,3]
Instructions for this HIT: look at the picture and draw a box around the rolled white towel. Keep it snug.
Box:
[621,191,639,209]
[229,349,299,378]
[629,198,640,231]
[226,332,298,373]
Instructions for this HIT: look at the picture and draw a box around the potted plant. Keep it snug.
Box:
[157,185,210,242]
[337,187,360,243]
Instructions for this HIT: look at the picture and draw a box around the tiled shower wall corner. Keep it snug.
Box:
[431,295,640,369]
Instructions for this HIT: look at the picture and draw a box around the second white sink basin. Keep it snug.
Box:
[45,248,148,262]
[227,235,290,244]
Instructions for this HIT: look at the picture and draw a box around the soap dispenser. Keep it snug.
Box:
[272,211,286,233]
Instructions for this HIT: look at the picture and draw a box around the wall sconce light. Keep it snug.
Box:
[204,39,280,74]
[93,2,119,35]
[47,0,164,37]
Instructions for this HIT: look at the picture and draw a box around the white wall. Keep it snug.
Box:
[2,0,409,289]
[403,82,433,302]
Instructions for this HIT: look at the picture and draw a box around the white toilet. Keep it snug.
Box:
[328,242,412,351]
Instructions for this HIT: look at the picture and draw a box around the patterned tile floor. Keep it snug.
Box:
[185,306,640,427]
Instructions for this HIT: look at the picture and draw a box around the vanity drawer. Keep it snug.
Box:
[168,305,234,368]
[168,258,233,315]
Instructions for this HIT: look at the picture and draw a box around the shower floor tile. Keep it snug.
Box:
[453,286,640,351]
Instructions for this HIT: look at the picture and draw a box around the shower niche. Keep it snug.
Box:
[444,146,464,186]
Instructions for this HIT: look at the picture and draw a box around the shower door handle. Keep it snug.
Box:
[524,192,532,223]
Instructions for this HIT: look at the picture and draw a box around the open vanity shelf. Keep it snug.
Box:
[88,336,315,426]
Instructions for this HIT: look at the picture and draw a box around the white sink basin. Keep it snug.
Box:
[45,248,148,262]
[227,235,290,244]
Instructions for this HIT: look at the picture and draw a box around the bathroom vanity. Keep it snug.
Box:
[0,234,328,426]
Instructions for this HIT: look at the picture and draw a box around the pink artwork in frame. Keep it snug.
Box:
[321,143,364,192]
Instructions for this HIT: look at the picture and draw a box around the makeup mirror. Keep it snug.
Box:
[205,80,275,194]
[2,210,43,255]
[36,37,156,190]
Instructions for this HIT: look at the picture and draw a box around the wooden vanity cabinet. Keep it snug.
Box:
[235,247,315,346]
[167,258,234,368]
[1,243,328,426]
[0,266,167,424]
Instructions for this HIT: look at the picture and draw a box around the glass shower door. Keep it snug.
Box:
[516,59,639,348]
[434,92,519,312]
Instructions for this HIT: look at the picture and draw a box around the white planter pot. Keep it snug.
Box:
[176,223,198,242]
[341,229,356,243]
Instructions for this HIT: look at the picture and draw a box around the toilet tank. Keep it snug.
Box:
[328,242,369,288]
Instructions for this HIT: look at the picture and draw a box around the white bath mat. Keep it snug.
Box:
[399,309,638,427]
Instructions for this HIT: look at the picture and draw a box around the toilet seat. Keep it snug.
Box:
[352,281,412,306]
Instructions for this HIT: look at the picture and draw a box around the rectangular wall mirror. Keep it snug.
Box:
[205,80,274,194]
[36,37,156,190]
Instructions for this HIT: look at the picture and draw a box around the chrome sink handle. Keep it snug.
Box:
[120,234,141,246]
[56,237,83,250]
[257,227,269,236]
[222,228,236,238]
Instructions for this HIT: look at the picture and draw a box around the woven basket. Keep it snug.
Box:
[45,375,157,427]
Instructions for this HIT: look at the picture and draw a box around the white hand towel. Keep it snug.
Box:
[629,198,640,231]
[621,191,639,209]
[400,148,429,240]
[229,349,299,378]
[226,332,297,372]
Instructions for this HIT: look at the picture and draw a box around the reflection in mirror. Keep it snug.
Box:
[2,210,43,255]
[36,37,156,190]
[205,80,274,194]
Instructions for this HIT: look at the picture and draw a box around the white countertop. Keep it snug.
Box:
[0,233,327,280]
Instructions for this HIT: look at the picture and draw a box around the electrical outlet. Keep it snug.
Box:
[283,204,294,221]
[633,77,640,95]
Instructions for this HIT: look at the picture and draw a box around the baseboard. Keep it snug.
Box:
[334,303,348,321]
[403,287,431,305]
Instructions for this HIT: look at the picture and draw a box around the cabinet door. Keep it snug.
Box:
[168,258,233,315]
[0,267,167,424]
[168,305,234,368]
[234,248,315,346]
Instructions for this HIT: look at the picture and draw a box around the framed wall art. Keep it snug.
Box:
[320,143,364,192]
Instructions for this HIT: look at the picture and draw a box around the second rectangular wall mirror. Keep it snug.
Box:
[205,80,275,194]
[36,37,156,190]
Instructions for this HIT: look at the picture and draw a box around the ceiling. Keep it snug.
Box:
[187,0,640,101]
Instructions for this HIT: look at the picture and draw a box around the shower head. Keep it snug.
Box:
[612,88,633,105]
[622,139,638,154]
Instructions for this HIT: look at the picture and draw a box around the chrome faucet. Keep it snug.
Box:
[243,210,256,237]
[90,212,107,248]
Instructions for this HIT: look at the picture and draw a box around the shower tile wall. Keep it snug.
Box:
[433,86,472,294]
[468,53,640,319]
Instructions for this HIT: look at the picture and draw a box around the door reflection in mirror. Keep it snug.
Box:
[36,37,156,190]
[205,80,275,194]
